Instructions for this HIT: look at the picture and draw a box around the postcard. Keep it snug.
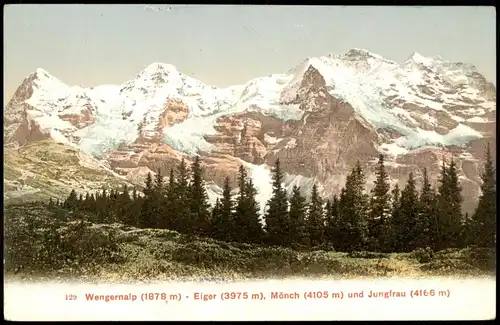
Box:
[3,4,496,321]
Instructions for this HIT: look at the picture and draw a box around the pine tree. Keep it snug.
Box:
[472,143,496,248]
[211,197,223,238]
[118,184,133,225]
[436,159,463,249]
[393,172,419,252]
[234,166,264,244]
[151,169,166,228]
[288,185,308,247]
[307,184,325,247]
[64,189,78,211]
[387,183,401,252]
[130,188,143,227]
[368,154,392,252]
[176,158,192,233]
[189,156,211,236]
[164,168,178,230]
[139,173,155,228]
[325,195,341,249]
[418,168,438,250]
[242,178,264,243]
[212,176,235,242]
[336,162,370,252]
[48,197,54,209]
[264,158,290,246]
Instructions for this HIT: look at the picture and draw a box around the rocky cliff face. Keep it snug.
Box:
[4,49,496,213]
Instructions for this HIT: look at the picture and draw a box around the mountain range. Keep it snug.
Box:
[4,48,496,214]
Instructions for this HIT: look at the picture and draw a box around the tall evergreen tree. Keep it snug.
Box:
[189,156,211,236]
[288,185,308,247]
[436,159,463,249]
[242,178,264,243]
[144,172,154,198]
[336,162,370,251]
[325,195,341,249]
[176,158,192,233]
[264,158,290,246]
[393,172,419,252]
[151,169,166,228]
[368,154,392,251]
[139,173,155,228]
[234,166,264,243]
[64,189,78,211]
[387,183,402,252]
[48,197,55,209]
[211,197,223,237]
[418,168,438,250]
[471,143,496,248]
[212,176,235,242]
[164,168,178,230]
[118,184,133,225]
[307,184,325,247]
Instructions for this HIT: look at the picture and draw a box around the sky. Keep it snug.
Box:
[3,5,497,104]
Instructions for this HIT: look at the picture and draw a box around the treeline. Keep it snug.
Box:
[52,144,496,253]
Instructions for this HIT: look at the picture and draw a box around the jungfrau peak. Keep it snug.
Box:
[4,49,496,214]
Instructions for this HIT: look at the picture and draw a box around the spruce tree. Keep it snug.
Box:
[393,172,419,252]
[212,176,235,242]
[307,184,325,247]
[418,168,438,250]
[151,169,166,228]
[387,183,401,252]
[325,195,341,249]
[288,185,308,247]
[436,159,463,249]
[48,197,54,209]
[118,184,133,225]
[336,162,370,252]
[189,156,211,236]
[175,158,192,233]
[472,143,496,248]
[164,168,178,230]
[368,154,392,252]
[211,197,223,238]
[139,173,155,228]
[64,189,78,211]
[234,166,264,244]
[264,158,290,246]
[144,172,154,198]
[242,178,264,243]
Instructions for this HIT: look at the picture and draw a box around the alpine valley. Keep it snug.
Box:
[4,48,496,214]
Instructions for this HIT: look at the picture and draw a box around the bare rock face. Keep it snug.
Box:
[205,111,294,165]
[58,105,95,129]
[266,65,379,183]
[137,98,190,143]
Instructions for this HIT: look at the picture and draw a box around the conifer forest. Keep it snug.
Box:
[4,145,496,281]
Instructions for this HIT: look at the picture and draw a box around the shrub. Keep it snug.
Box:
[4,212,124,273]
[347,251,389,259]
[412,247,433,263]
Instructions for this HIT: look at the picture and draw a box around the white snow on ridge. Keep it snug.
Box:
[15,49,495,159]
[394,123,483,149]
[466,116,491,123]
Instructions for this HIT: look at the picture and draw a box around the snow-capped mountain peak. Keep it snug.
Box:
[343,48,386,61]
[4,48,496,217]
[135,62,180,79]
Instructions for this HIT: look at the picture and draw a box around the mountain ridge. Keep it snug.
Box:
[4,48,496,215]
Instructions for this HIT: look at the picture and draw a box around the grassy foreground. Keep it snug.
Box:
[4,203,496,283]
